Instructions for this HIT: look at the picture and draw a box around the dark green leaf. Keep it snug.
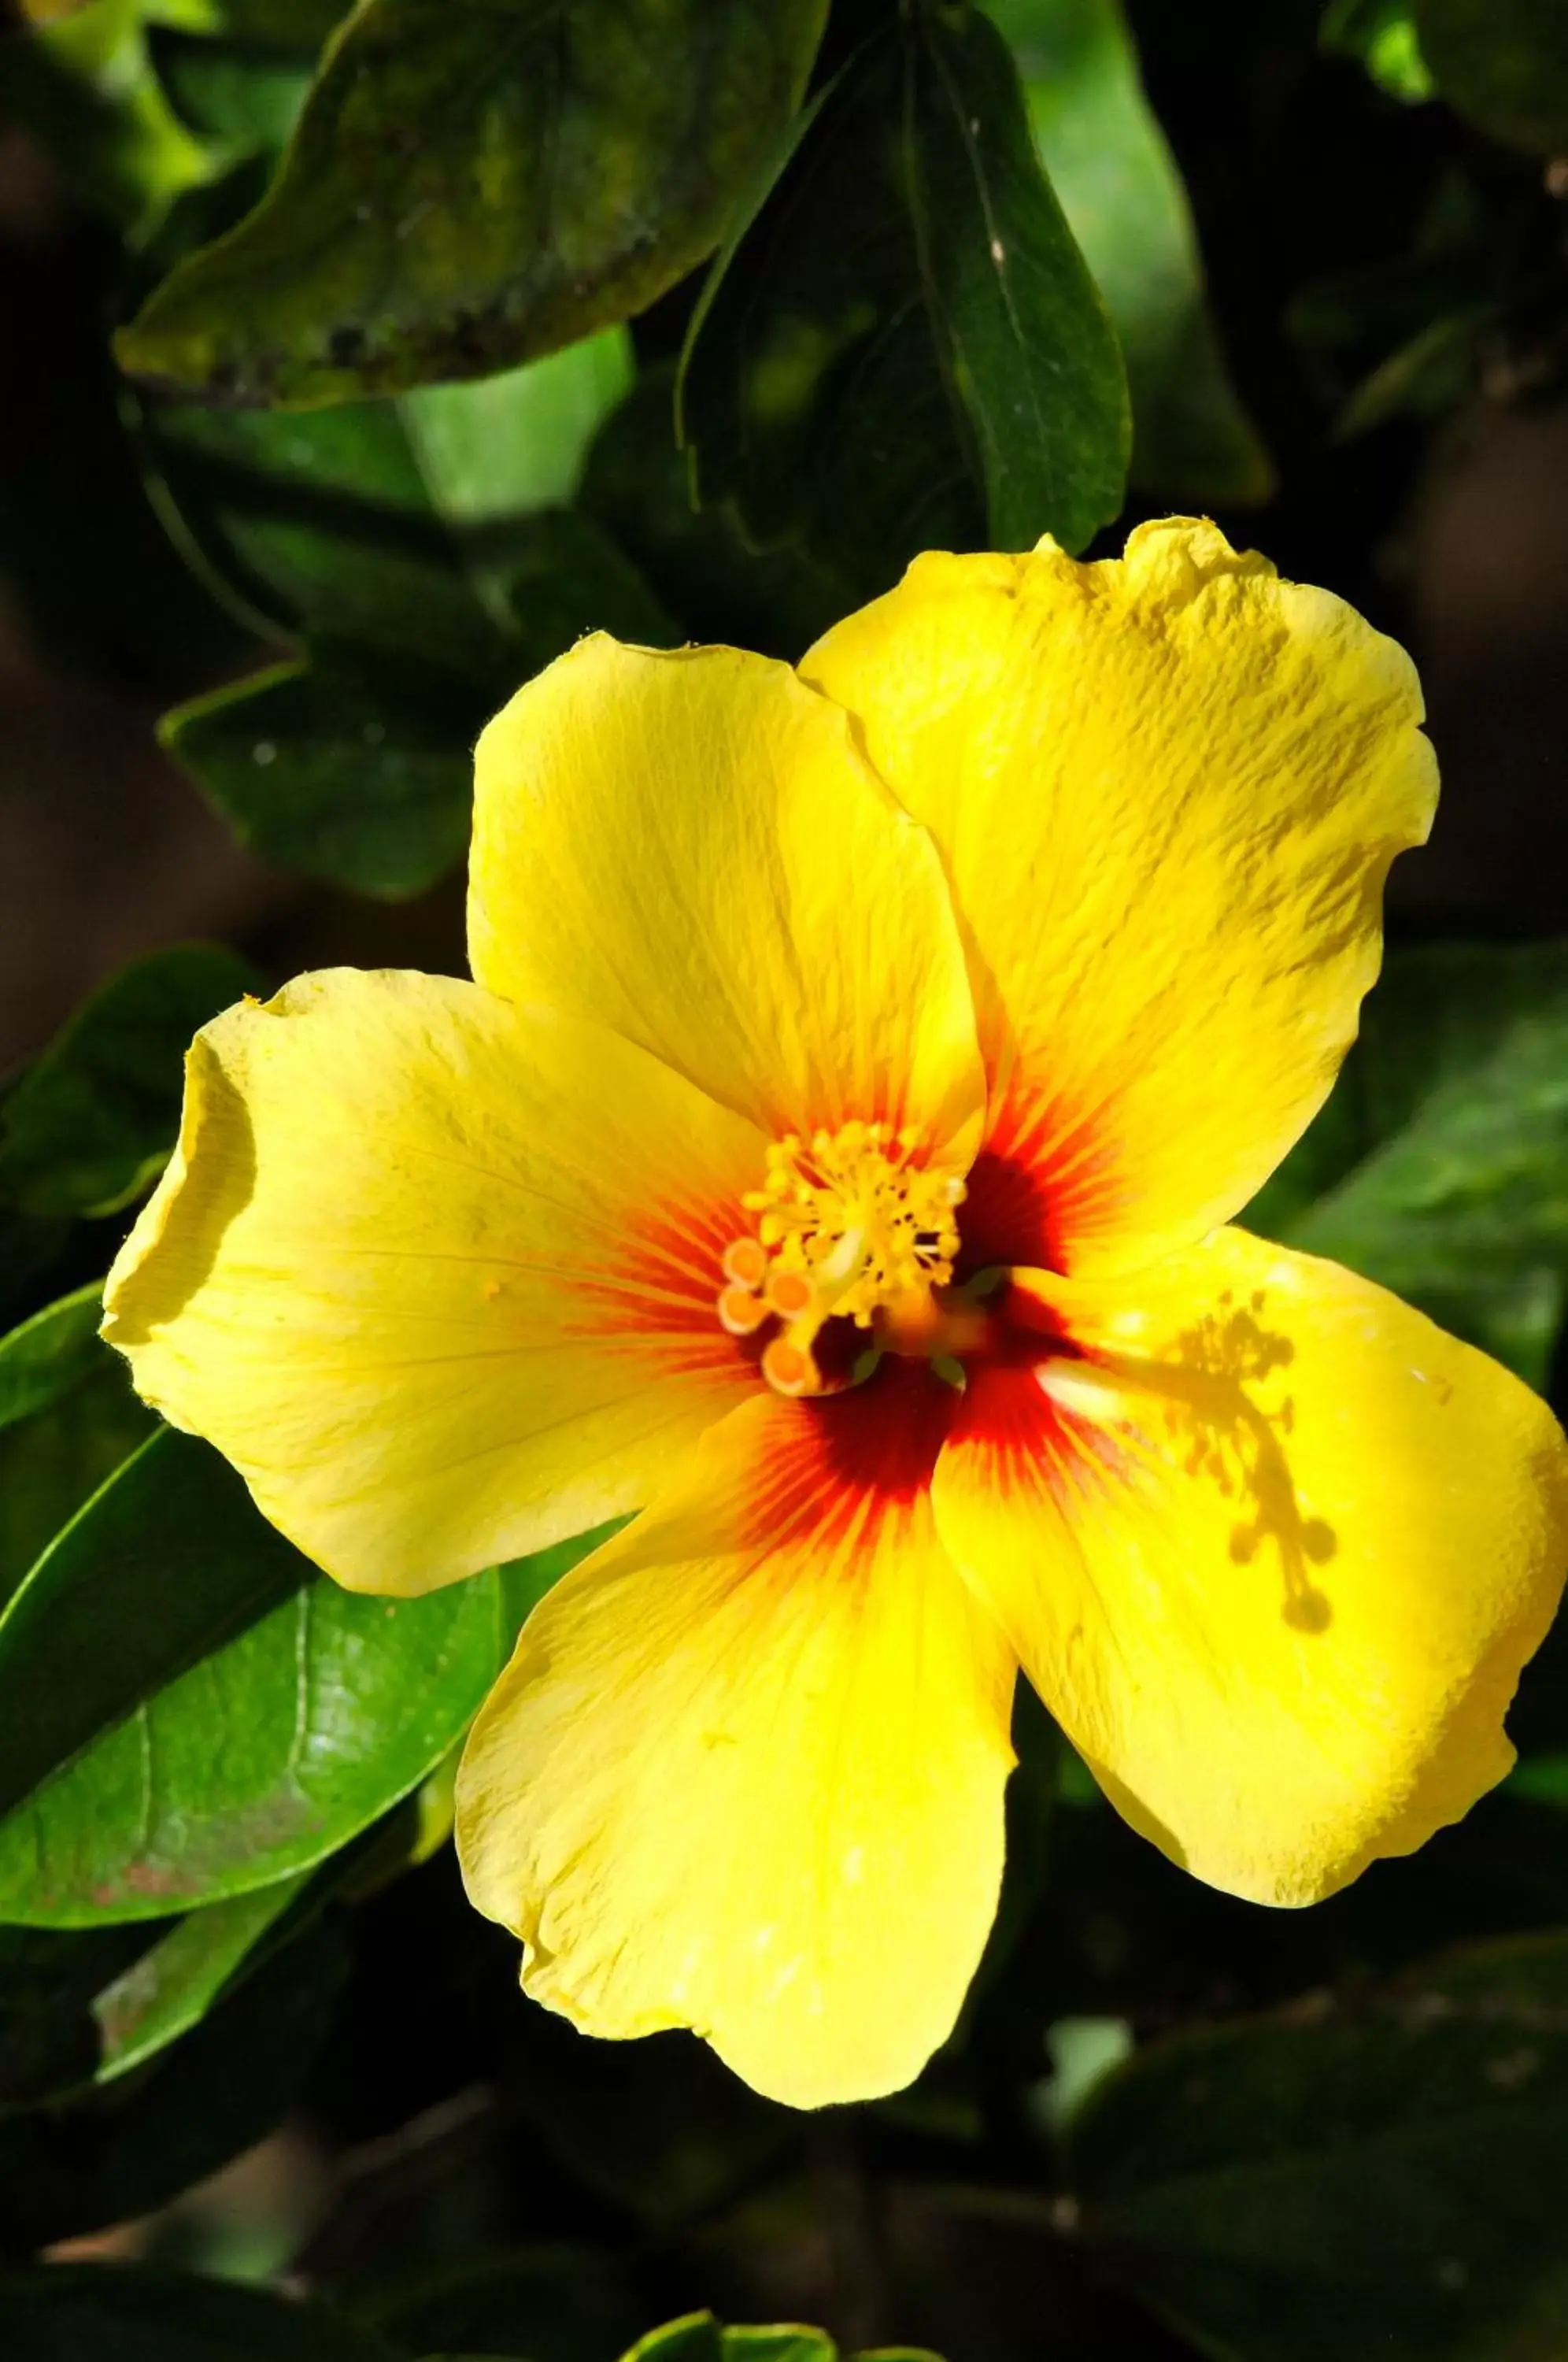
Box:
[162,645,487,898]
[0,943,258,1220]
[0,1431,512,1921]
[986,0,1274,503]
[150,31,317,156]
[0,1915,348,2245]
[83,1868,311,2082]
[0,1284,106,1431]
[0,1879,302,2110]
[0,1768,453,2110]
[1244,942,1568,1385]
[0,1917,158,2112]
[0,1296,157,1612]
[1071,1931,1568,2362]
[0,1428,307,1821]
[579,367,843,658]
[0,2264,403,2362]
[1416,0,1568,154]
[142,341,660,893]
[135,331,634,654]
[115,0,830,405]
[160,510,673,898]
[680,3,1126,600]
[902,3,1128,552]
[364,2245,648,2362]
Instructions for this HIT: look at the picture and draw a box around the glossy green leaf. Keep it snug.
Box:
[681,3,1126,598]
[0,1915,347,2245]
[116,0,830,405]
[986,0,1274,503]
[1244,941,1568,1385]
[0,1283,106,1431]
[0,943,257,1219]
[1415,0,1568,154]
[0,1431,606,1924]
[1071,1931,1568,2361]
[0,1294,157,1611]
[2,2265,403,2362]
[0,1428,305,1823]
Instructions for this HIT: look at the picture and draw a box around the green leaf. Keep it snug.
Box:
[160,511,673,897]
[1322,0,1437,102]
[0,1768,453,2109]
[0,1290,157,1610]
[986,0,1274,504]
[115,0,830,405]
[83,1867,312,2082]
[1415,0,1568,154]
[0,1431,512,1922]
[1070,1930,1568,2362]
[623,2321,724,2362]
[363,2245,648,2362]
[1244,941,1568,1386]
[0,1283,107,1431]
[399,330,634,527]
[722,2333,836,2362]
[161,644,490,898]
[680,4,1126,601]
[137,330,635,649]
[579,366,843,658]
[0,943,258,1219]
[0,1876,303,2108]
[0,1914,348,2245]
[0,0,215,235]
[1,2266,403,2362]
[142,342,660,893]
[0,1428,311,1822]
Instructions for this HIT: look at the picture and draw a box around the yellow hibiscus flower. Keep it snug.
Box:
[102,519,1568,2111]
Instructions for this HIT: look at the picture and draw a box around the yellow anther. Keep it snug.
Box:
[716,1120,967,1397]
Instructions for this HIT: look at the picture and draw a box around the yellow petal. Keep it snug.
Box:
[469,636,985,1163]
[803,520,1437,1273]
[931,1230,1568,1905]
[102,969,771,1595]
[455,1367,1016,2108]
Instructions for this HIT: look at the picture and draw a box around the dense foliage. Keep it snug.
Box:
[2,1,1568,2356]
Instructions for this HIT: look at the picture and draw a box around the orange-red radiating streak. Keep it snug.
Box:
[741,1359,963,1565]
